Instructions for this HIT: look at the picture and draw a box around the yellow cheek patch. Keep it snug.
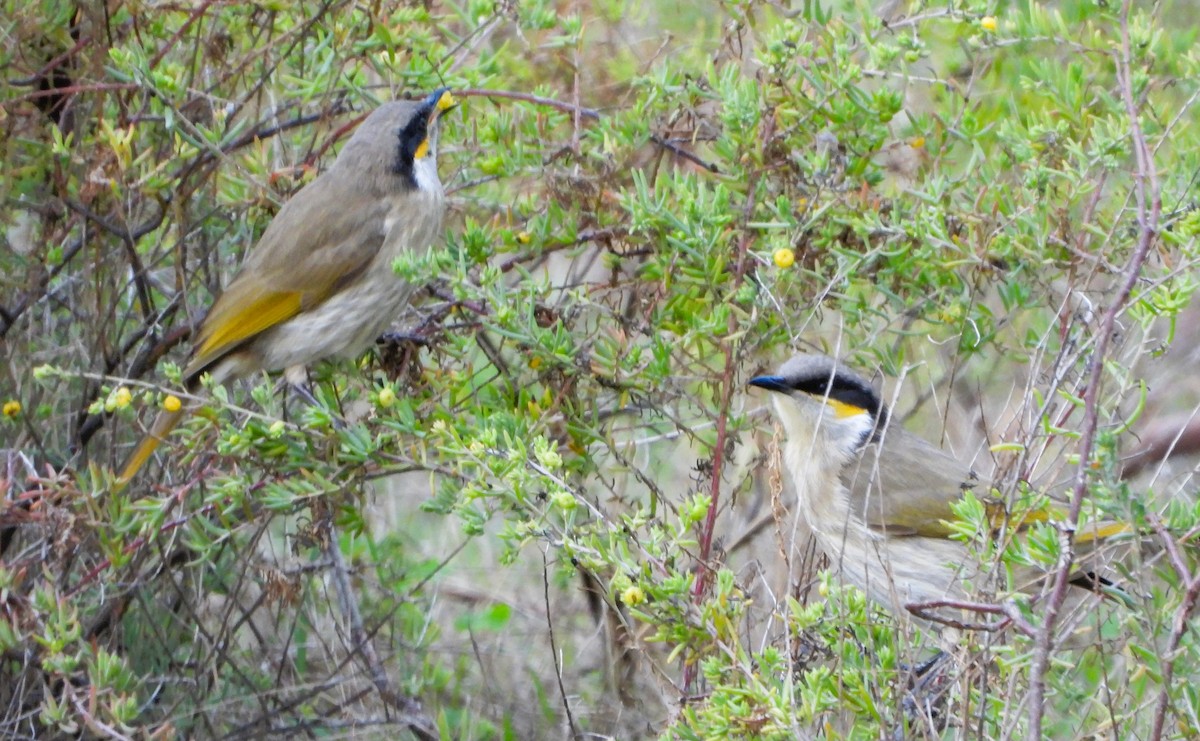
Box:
[413,138,430,160]
[827,399,868,418]
[436,90,456,111]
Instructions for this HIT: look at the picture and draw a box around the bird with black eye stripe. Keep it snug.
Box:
[117,89,458,487]
[750,353,1133,622]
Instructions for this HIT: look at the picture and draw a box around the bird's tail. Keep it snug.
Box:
[115,406,187,489]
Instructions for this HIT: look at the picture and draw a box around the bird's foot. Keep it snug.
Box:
[281,367,346,430]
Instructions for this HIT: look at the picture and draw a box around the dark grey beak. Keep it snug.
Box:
[748,375,790,393]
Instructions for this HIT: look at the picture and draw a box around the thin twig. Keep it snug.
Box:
[1026,2,1161,736]
[904,598,1039,636]
[543,550,579,738]
[456,87,719,171]
[683,114,770,688]
[1,82,140,106]
[496,227,627,275]
[0,207,163,340]
[648,134,721,173]
[1120,410,1200,480]
[322,521,437,741]
[1147,513,1200,740]
[456,87,601,119]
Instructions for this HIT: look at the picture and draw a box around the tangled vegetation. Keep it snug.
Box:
[3,0,1200,738]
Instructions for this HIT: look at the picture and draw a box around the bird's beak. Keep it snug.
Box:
[748,375,790,393]
[425,88,458,122]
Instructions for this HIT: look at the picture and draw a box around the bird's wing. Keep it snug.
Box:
[844,427,979,538]
[187,173,391,378]
[848,427,1132,545]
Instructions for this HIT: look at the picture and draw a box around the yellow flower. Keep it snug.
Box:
[621,586,645,606]
[114,387,132,409]
[516,230,532,244]
[980,16,998,32]
[910,136,926,149]
[2,400,20,418]
[162,395,182,412]
[773,248,796,269]
[106,386,133,412]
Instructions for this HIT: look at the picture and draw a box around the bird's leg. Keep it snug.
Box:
[282,365,346,430]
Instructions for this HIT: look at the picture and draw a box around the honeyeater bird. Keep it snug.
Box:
[117,89,457,485]
[749,353,1131,616]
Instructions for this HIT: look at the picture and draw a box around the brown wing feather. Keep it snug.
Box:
[186,169,391,379]
[844,426,979,537]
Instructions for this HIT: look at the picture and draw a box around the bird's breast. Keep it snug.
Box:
[246,189,445,371]
[380,189,444,259]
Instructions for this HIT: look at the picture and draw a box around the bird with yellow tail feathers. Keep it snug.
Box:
[749,353,1133,621]
[118,89,457,487]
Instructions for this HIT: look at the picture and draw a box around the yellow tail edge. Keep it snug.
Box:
[115,407,187,490]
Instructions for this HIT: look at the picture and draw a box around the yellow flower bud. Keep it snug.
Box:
[980,16,998,32]
[106,386,133,412]
[162,395,182,412]
[551,489,576,511]
[773,248,796,269]
[621,586,645,606]
[2,400,20,418]
[377,387,396,408]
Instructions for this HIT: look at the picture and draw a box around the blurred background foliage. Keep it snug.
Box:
[3,0,1200,738]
